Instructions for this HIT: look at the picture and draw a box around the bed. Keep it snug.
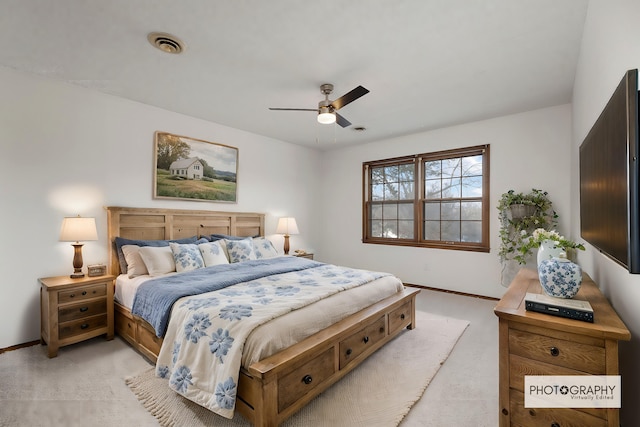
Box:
[107,206,419,427]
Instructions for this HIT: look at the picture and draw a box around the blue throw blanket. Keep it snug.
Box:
[131,256,323,337]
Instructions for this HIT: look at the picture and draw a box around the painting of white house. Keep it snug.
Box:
[154,131,238,202]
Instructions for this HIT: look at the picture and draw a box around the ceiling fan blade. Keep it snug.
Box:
[335,112,351,128]
[269,108,318,111]
[331,85,369,110]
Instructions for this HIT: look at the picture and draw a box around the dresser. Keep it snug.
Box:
[494,269,630,427]
[40,274,115,357]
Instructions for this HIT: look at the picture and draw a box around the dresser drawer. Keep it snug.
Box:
[58,283,107,304]
[58,299,106,323]
[510,390,607,427]
[388,300,412,335]
[509,329,606,374]
[278,347,335,412]
[509,354,588,392]
[59,314,108,339]
[339,315,386,369]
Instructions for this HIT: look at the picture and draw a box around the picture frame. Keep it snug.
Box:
[153,131,238,203]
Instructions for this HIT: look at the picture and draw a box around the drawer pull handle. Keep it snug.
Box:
[551,423,560,427]
[302,375,313,385]
[80,324,89,330]
[501,408,508,416]
[550,347,560,357]
[346,348,352,356]
[79,307,89,312]
[529,409,536,416]
[363,336,369,344]
[400,314,406,320]
[69,294,75,298]
[82,291,87,296]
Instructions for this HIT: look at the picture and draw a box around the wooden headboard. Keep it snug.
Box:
[106,206,265,275]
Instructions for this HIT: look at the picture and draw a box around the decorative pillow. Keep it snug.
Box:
[115,236,198,273]
[138,246,176,276]
[225,238,257,263]
[121,245,149,278]
[198,241,229,267]
[252,237,279,259]
[170,242,205,272]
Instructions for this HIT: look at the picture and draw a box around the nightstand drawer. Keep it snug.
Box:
[58,299,106,323]
[509,329,606,374]
[59,314,108,339]
[58,283,107,303]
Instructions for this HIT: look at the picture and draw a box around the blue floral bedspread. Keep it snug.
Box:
[153,259,389,419]
[132,256,322,337]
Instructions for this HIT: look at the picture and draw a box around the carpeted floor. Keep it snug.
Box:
[125,311,468,427]
[0,289,499,426]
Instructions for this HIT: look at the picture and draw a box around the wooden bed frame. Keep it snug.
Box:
[107,206,419,427]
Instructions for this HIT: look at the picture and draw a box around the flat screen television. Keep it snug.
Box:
[579,69,640,273]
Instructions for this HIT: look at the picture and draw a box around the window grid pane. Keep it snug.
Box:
[368,158,415,240]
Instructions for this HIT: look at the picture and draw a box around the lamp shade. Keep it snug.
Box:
[59,216,98,242]
[276,217,299,235]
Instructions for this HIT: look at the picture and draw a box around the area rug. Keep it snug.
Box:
[125,311,469,427]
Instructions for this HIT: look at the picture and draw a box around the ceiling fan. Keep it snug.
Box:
[269,84,369,127]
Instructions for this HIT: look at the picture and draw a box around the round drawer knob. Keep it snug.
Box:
[400,314,406,320]
[363,336,369,344]
[302,375,313,385]
[346,348,352,356]
[550,347,560,357]
[551,423,560,427]
[501,408,509,416]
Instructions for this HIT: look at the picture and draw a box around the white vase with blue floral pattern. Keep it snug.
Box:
[537,255,582,299]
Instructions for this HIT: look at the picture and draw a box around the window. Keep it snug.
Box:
[363,145,489,252]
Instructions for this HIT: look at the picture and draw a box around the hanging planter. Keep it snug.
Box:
[508,203,537,220]
[497,189,557,265]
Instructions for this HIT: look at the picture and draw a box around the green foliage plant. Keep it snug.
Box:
[497,189,558,264]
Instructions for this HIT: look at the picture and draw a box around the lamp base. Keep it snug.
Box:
[70,243,85,279]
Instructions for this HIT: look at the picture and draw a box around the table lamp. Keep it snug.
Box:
[59,216,98,278]
[276,217,299,255]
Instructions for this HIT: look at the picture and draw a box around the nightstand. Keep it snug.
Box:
[294,253,314,260]
[39,274,115,358]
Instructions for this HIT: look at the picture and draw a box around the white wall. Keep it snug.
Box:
[0,66,321,349]
[571,0,640,423]
[318,104,573,298]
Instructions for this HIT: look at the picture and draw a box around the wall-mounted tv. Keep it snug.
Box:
[579,69,640,273]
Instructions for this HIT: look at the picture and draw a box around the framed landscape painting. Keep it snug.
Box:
[153,131,238,203]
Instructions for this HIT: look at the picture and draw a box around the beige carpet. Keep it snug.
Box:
[126,311,469,427]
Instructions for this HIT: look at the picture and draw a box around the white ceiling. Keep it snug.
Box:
[0,0,589,150]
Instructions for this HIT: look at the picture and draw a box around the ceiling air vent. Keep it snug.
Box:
[147,32,185,54]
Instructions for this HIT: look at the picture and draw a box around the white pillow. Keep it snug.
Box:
[252,237,279,259]
[225,238,257,263]
[138,245,176,276]
[198,241,229,267]
[121,245,148,278]
[170,242,205,272]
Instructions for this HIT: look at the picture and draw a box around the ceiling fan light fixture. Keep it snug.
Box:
[317,106,336,124]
